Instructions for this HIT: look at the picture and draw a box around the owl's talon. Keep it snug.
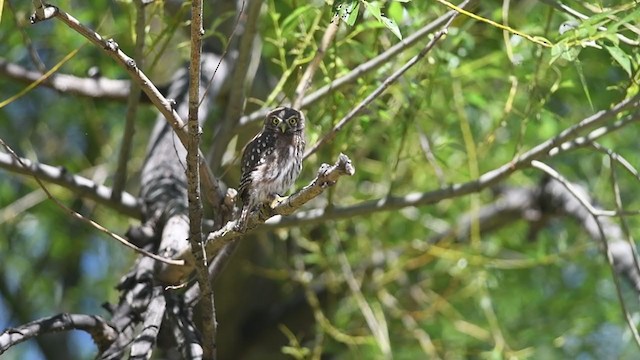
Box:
[234,221,247,233]
[269,194,287,208]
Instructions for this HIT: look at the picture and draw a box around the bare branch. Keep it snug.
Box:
[0,313,117,355]
[186,0,216,358]
[264,96,640,228]
[0,58,131,100]
[0,152,141,218]
[112,0,146,200]
[29,3,225,207]
[0,139,181,265]
[202,153,355,260]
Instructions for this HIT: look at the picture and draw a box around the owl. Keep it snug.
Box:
[236,107,306,231]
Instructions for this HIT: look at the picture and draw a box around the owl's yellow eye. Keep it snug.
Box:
[287,117,297,126]
[271,117,281,126]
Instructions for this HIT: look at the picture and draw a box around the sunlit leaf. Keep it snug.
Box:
[605,45,633,77]
[334,0,360,26]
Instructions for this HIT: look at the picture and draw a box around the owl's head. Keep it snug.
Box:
[264,107,305,135]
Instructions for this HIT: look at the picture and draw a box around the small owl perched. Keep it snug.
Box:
[236,107,306,231]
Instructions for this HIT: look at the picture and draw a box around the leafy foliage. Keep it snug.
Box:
[1,0,640,359]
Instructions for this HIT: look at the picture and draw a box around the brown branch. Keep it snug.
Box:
[0,152,141,218]
[204,153,355,259]
[186,0,216,358]
[0,313,117,355]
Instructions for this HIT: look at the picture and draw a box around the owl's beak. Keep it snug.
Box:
[278,121,287,133]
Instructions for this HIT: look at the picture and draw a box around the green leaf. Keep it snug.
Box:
[380,15,402,40]
[550,41,582,64]
[362,1,403,40]
[334,0,360,26]
[604,45,633,77]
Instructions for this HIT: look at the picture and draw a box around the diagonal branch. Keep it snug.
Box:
[29,2,225,207]
[205,153,355,258]
[304,0,469,158]
[0,139,181,265]
[237,4,464,129]
[292,15,341,109]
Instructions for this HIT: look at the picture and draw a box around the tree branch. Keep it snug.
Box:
[531,161,640,349]
[304,0,468,158]
[0,139,181,265]
[0,57,132,100]
[29,2,225,207]
[0,152,141,218]
[263,96,640,228]
[112,0,146,200]
[186,0,216,358]
[292,15,340,108]
[237,3,464,129]
[205,153,355,259]
[210,0,264,171]
[0,313,117,355]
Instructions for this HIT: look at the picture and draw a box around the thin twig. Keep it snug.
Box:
[292,15,341,109]
[337,240,391,356]
[608,153,640,296]
[436,0,553,47]
[0,139,182,265]
[531,160,640,350]
[7,0,46,71]
[539,0,639,45]
[210,0,263,169]
[416,123,446,187]
[237,4,465,128]
[112,0,146,200]
[304,3,467,158]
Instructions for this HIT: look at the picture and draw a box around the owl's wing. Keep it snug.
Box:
[238,131,273,199]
